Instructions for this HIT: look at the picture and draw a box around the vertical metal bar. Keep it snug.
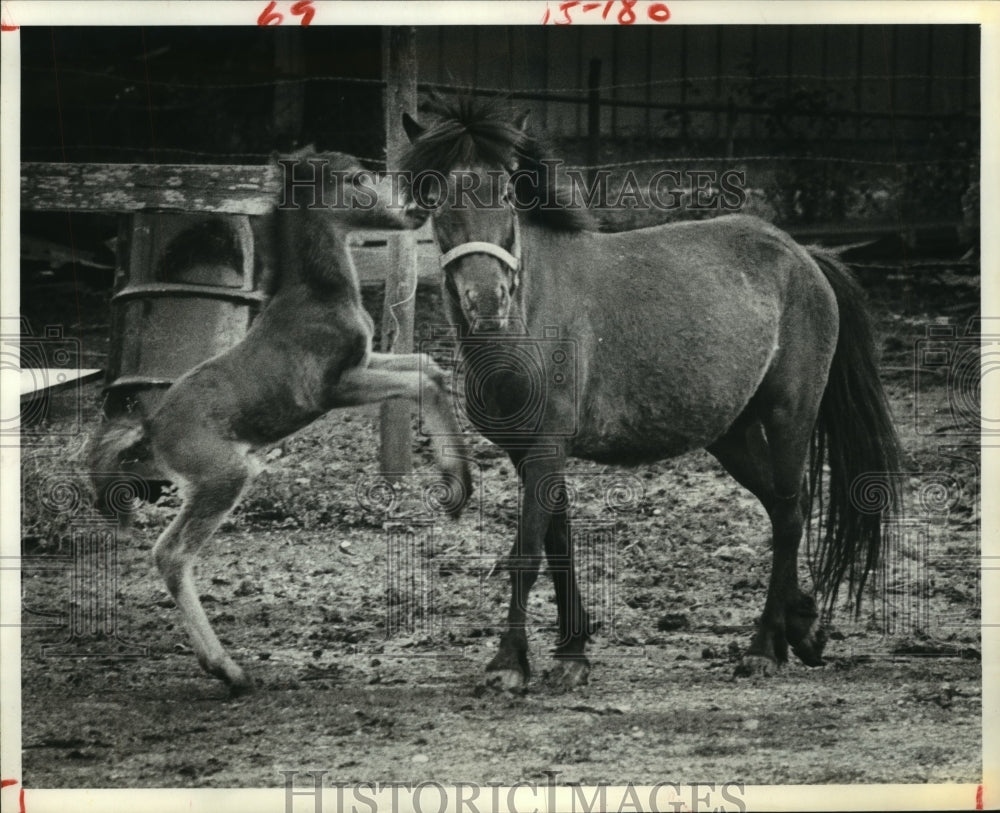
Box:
[679,27,688,144]
[611,28,619,139]
[542,27,550,131]
[784,26,793,99]
[576,28,583,137]
[587,57,602,185]
[820,27,830,143]
[962,25,974,113]
[750,26,758,143]
[437,28,445,84]
[855,25,864,141]
[472,27,480,90]
[890,25,898,135]
[644,26,652,140]
[925,25,934,114]
[507,27,515,92]
[714,27,723,143]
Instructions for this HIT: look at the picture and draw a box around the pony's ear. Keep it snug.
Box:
[402,113,425,143]
[515,111,531,134]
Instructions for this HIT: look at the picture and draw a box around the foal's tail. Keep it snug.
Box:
[87,414,157,524]
[807,248,902,618]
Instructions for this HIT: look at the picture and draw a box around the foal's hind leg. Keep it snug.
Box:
[152,468,254,694]
[709,414,825,674]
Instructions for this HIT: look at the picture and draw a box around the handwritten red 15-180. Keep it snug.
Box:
[258,0,316,26]
[542,0,670,25]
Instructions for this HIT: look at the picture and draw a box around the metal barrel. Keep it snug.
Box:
[102,212,269,420]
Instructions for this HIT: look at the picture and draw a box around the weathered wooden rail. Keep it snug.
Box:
[22,162,280,215]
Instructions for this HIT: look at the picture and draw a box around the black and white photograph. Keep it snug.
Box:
[1,2,993,810]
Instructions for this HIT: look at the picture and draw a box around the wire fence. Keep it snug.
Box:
[21,28,981,241]
[23,64,980,96]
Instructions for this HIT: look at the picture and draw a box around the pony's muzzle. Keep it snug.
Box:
[461,282,510,325]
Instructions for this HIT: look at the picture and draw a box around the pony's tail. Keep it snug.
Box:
[807,248,902,619]
[86,414,156,525]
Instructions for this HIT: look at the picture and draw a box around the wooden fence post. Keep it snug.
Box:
[380,26,418,478]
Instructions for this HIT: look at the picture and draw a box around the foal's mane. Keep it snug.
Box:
[272,149,364,299]
[401,95,595,233]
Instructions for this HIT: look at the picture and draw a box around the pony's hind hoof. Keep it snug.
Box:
[791,627,828,667]
[545,658,590,692]
[483,668,527,694]
[733,655,778,678]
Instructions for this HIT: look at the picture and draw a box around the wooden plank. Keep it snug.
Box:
[379,26,419,479]
[21,368,103,400]
[352,237,439,286]
[21,162,280,214]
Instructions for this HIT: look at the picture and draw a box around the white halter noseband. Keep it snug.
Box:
[437,211,521,285]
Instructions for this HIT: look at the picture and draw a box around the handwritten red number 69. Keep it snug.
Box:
[258,0,315,26]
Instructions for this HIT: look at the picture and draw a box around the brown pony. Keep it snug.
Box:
[90,151,471,695]
[402,97,900,691]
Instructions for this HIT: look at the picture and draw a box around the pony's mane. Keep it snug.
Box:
[401,95,595,233]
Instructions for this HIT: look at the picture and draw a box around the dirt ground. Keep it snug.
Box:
[17,258,982,789]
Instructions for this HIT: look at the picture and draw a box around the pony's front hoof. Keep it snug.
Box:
[483,668,527,694]
[546,657,590,691]
[733,655,778,678]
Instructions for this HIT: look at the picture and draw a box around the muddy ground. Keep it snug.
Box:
[17,256,982,789]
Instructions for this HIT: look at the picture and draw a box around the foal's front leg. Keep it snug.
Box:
[365,351,426,373]
[329,363,471,515]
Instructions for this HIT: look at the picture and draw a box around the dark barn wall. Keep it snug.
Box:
[23,25,979,165]
[416,25,979,152]
[21,27,384,165]
[20,24,980,236]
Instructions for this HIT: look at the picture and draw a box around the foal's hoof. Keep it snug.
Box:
[546,658,590,692]
[227,675,255,698]
[483,668,527,694]
[733,655,777,678]
[219,666,255,697]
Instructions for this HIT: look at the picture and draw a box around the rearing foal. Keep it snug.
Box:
[402,98,900,691]
[90,151,471,695]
